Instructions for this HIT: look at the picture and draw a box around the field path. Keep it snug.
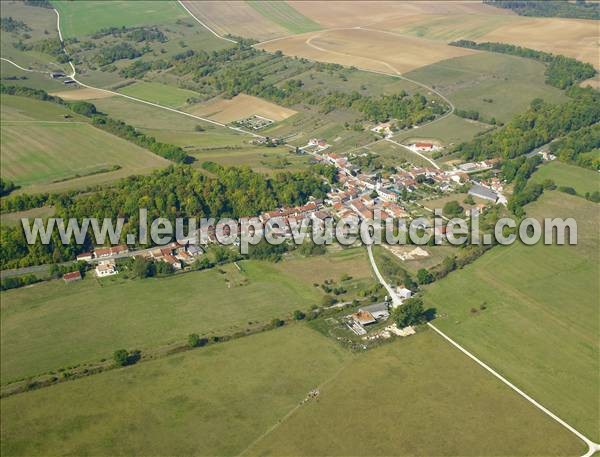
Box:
[366,245,599,457]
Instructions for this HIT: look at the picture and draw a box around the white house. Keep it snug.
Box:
[95,260,118,277]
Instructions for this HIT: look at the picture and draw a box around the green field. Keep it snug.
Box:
[0,325,351,456]
[0,95,169,193]
[247,330,584,456]
[423,191,599,440]
[117,81,201,109]
[532,160,600,196]
[393,113,490,147]
[52,0,188,39]
[248,1,321,34]
[1,247,374,384]
[407,53,568,123]
[367,138,436,168]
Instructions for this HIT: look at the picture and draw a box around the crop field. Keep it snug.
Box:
[246,330,584,456]
[406,52,568,123]
[248,1,321,35]
[188,94,297,124]
[531,161,600,197]
[479,17,600,70]
[376,13,518,42]
[288,1,508,29]
[48,88,115,101]
[180,0,288,42]
[0,95,168,194]
[259,28,477,75]
[117,82,201,109]
[0,325,352,456]
[52,0,188,39]
[424,191,600,440]
[0,251,373,383]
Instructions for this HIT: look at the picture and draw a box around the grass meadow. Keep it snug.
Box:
[406,53,568,123]
[0,95,169,194]
[247,330,584,456]
[117,82,201,109]
[393,113,490,147]
[1,249,373,384]
[52,0,188,39]
[0,325,352,456]
[423,191,599,440]
[531,160,600,196]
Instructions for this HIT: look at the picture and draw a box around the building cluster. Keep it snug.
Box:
[72,242,204,279]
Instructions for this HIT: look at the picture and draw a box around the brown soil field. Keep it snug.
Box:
[180,0,287,42]
[288,1,512,29]
[259,28,477,75]
[50,88,115,101]
[187,94,297,123]
[479,18,600,69]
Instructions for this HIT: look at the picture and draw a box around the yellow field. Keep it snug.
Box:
[259,27,476,75]
[180,0,287,41]
[187,94,297,123]
[288,1,511,29]
[49,88,115,101]
[479,18,600,70]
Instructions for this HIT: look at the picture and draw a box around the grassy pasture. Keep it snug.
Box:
[247,330,584,456]
[393,114,491,147]
[0,1,70,74]
[248,1,321,35]
[0,95,168,193]
[117,81,201,109]
[531,161,600,196]
[0,207,55,228]
[367,139,434,168]
[0,249,372,383]
[0,325,352,456]
[423,192,600,440]
[52,0,188,39]
[406,52,568,123]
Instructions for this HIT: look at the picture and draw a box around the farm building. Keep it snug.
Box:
[396,287,412,300]
[468,185,498,203]
[360,302,390,321]
[352,310,377,326]
[63,271,82,283]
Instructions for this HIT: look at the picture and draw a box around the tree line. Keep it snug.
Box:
[484,0,599,19]
[450,40,596,89]
[456,87,600,162]
[0,164,330,268]
[549,124,600,170]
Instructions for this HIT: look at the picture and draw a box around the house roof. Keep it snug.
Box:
[360,302,389,315]
[63,271,81,281]
[468,185,498,201]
